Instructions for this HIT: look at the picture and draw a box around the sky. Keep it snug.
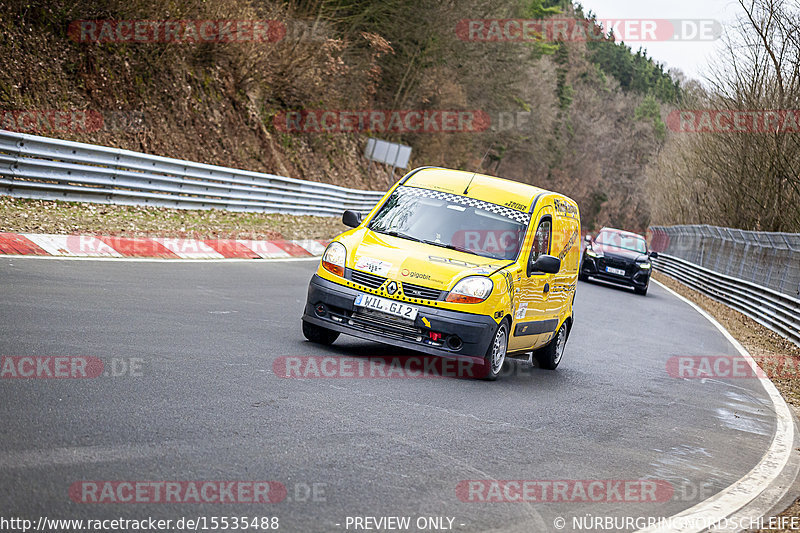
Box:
[579,0,743,81]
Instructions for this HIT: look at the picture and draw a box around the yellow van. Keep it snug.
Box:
[302,167,581,380]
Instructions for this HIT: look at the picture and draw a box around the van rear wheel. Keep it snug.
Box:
[533,321,567,370]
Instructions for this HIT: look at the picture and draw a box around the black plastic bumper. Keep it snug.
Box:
[302,274,498,362]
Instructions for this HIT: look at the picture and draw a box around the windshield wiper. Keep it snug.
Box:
[418,239,472,254]
[374,229,423,243]
[375,230,472,253]
[374,229,485,256]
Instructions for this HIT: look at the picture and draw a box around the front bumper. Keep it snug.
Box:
[581,256,650,288]
[303,274,497,362]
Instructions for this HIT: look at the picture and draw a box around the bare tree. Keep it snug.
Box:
[647,0,800,231]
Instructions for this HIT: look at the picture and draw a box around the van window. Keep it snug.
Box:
[367,186,529,260]
[528,218,551,270]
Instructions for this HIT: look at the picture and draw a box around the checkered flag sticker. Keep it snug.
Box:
[398,186,531,224]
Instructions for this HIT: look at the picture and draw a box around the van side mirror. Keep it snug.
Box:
[649,251,659,259]
[342,210,362,228]
[584,234,592,243]
[528,254,561,276]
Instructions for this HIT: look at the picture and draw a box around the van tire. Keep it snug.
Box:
[302,320,340,345]
[481,320,509,381]
[533,321,567,370]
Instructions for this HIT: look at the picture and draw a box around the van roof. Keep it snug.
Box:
[403,167,552,213]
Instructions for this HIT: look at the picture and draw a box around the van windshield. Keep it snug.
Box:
[367,186,529,261]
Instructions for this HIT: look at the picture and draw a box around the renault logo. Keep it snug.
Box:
[386,281,398,295]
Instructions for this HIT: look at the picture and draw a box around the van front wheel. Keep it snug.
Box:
[533,321,567,370]
[481,320,509,381]
[302,320,340,345]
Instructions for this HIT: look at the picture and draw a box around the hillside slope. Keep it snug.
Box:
[0,0,680,230]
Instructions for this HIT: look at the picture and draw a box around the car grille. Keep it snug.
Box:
[350,310,423,341]
[350,269,386,289]
[401,282,444,301]
[598,257,631,274]
[352,308,418,331]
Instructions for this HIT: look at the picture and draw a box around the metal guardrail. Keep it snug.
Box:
[649,225,800,299]
[0,130,386,216]
[652,253,800,348]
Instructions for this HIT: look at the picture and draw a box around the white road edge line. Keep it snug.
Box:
[0,255,321,263]
[636,279,796,533]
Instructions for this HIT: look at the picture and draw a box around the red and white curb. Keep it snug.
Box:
[0,233,329,259]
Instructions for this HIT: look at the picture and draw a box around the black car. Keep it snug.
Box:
[579,227,658,295]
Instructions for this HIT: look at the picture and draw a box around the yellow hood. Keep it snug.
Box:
[340,228,510,289]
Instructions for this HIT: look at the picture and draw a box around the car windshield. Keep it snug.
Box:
[594,231,647,254]
[367,186,528,261]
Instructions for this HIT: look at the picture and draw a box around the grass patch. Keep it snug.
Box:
[0,196,348,241]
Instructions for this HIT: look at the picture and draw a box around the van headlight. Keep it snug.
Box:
[322,242,346,277]
[446,276,493,304]
[586,248,601,258]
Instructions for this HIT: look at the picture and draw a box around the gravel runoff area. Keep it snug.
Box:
[0,196,349,241]
[652,272,800,531]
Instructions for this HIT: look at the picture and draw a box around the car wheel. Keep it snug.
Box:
[578,260,589,281]
[634,284,648,296]
[533,321,568,370]
[481,320,509,381]
[302,320,340,345]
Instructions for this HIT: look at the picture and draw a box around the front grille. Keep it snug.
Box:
[350,269,386,289]
[604,258,630,269]
[402,282,443,301]
[598,257,630,273]
[352,309,419,333]
[350,310,423,342]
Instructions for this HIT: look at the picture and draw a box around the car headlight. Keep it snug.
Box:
[322,242,346,277]
[586,248,601,258]
[445,276,493,304]
[638,262,651,269]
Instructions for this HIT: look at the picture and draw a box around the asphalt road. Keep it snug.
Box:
[0,258,783,532]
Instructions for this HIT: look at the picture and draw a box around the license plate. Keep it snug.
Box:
[606,266,626,276]
[354,293,418,320]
